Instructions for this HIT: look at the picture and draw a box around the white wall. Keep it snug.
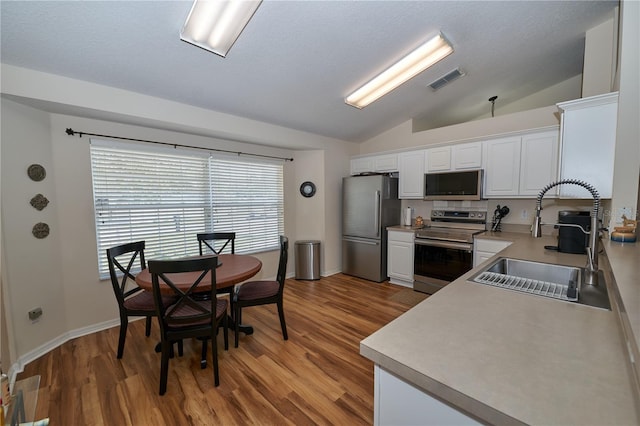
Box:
[360,106,560,155]
[0,98,353,367]
[610,0,640,226]
[583,16,617,97]
[323,146,352,276]
[470,75,583,121]
[293,150,326,271]
[1,100,68,364]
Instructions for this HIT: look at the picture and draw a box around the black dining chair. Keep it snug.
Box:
[233,236,288,348]
[149,255,228,395]
[197,232,236,255]
[196,232,237,364]
[106,241,176,359]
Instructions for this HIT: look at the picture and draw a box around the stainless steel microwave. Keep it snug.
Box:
[424,169,484,201]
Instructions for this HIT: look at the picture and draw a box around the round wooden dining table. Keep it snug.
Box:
[135,253,262,295]
[135,253,262,341]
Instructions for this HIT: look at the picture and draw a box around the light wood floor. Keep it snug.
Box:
[19,274,423,425]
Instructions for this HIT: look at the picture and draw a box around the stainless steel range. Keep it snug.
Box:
[414,210,486,294]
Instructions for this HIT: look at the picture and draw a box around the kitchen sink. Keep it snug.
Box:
[470,257,610,310]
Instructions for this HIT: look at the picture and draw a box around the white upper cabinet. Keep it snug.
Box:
[398,150,426,199]
[426,142,482,172]
[483,136,522,197]
[350,153,398,175]
[350,157,374,175]
[373,154,399,172]
[426,147,451,172]
[453,142,483,170]
[519,131,559,196]
[557,92,618,198]
[483,129,559,198]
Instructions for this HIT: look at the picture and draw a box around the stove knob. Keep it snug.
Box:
[469,213,475,218]
[477,212,484,218]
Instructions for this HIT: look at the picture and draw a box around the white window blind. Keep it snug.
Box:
[90,139,284,277]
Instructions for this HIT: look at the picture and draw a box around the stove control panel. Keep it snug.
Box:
[431,210,486,222]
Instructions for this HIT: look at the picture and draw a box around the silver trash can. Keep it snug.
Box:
[295,240,320,280]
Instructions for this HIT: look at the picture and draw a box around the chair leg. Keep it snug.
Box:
[145,316,152,336]
[117,314,128,359]
[234,305,242,348]
[201,338,208,369]
[212,332,220,387]
[223,313,229,351]
[177,340,184,357]
[159,340,171,395]
[277,301,288,341]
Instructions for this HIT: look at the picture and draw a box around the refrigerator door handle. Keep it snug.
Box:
[374,190,381,237]
[343,237,380,245]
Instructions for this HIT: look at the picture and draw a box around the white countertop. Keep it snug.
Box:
[362,232,640,424]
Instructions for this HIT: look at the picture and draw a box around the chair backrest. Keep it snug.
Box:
[197,232,236,255]
[148,256,218,327]
[106,241,147,305]
[276,236,289,289]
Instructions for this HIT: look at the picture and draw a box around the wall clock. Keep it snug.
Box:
[299,181,316,198]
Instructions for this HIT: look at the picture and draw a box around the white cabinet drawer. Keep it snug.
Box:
[474,238,512,253]
[388,230,414,243]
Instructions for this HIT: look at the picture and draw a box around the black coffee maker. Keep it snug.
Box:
[557,210,591,254]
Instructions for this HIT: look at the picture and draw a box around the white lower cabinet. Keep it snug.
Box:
[473,238,513,267]
[375,365,480,426]
[387,230,414,287]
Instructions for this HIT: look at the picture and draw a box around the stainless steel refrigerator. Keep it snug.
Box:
[342,174,400,282]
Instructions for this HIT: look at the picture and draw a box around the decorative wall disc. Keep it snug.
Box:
[27,164,46,181]
[32,222,50,239]
[30,193,50,211]
[299,181,316,198]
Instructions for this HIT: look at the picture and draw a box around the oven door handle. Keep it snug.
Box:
[415,239,472,251]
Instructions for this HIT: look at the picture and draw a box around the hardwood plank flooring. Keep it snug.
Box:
[19,274,424,425]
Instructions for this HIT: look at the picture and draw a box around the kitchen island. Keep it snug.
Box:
[361,232,640,425]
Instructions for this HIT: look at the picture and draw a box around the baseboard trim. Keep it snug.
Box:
[8,318,120,384]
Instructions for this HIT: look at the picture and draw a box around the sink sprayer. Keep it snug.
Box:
[531,179,601,286]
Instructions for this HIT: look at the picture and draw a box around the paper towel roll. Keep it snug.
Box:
[404,207,412,226]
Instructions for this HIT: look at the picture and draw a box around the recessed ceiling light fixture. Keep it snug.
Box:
[345,33,454,109]
[180,0,262,58]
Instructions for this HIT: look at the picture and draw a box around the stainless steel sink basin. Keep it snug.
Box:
[470,257,610,310]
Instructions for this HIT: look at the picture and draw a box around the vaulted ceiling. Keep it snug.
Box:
[0,1,618,143]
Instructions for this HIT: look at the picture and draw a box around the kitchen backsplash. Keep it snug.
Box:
[401,198,598,229]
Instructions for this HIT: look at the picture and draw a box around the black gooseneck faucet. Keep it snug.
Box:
[532,179,601,286]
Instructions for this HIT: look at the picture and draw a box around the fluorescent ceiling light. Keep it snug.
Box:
[180,0,262,58]
[345,33,454,109]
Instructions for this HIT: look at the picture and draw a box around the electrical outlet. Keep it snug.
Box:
[28,307,43,321]
[616,207,633,224]
[521,209,529,220]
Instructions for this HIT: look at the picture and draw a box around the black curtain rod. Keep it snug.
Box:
[65,128,294,162]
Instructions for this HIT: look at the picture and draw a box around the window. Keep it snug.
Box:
[90,139,284,277]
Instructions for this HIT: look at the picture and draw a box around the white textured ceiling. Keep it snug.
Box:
[0,1,617,143]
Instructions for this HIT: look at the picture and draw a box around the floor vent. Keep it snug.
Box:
[428,68,465,91]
